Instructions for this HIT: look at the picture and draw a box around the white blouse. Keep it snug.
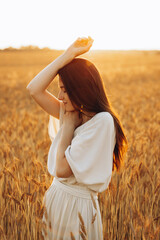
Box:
[47,101,116,193]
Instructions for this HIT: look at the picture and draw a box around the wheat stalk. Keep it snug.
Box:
[91,212,97,224]
[79,229,87,240]
[70,231,76,240]
[78,212,87,238]
[90,193,97,210]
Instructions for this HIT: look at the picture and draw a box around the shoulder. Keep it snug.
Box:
[94,111,114,127]
[74,111,116,142]
[79,111,114,135]
[93,112,116,142]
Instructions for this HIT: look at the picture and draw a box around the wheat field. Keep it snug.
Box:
[0,49,160,240]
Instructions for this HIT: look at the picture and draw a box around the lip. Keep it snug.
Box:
[63,102,67,104]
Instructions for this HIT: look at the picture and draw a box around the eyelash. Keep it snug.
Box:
[59,88,66,93]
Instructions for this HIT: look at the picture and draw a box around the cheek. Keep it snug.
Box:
[67,98,71,105]
[65,94,70,102]
[66,95,74,107]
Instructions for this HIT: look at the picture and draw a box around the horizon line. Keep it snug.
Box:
[0,45,160,51]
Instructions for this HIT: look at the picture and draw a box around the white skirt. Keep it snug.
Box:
[41,177,103,240]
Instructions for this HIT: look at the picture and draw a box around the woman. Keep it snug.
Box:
[26,36,128,240]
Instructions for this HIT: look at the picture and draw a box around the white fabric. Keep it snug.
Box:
[48,101,64,142]
[47,101,116,193]
[42,177,103,240]
[43,101,116,239]
[48,115,59,142]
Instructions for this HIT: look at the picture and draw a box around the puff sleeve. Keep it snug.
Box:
[48,101,64,142]
[64,112,116,192]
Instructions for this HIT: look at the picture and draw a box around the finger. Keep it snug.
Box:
[81,39,93,47]
[88,38,94,43]
[85,42,93,51]
[88,36,93,41]
[87,40,94,47]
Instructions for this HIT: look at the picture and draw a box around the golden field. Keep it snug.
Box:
[0,49,160,240]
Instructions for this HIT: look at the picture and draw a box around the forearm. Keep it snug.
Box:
[26,52,74,94]
[56,123,75,175]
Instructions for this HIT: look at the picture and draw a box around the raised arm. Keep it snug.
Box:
[26,52,73,95]
[26,36,94,119]
[26,52,74,119]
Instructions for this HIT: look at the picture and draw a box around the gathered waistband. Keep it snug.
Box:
[52,177,98,200]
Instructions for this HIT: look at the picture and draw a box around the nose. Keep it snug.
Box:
[58,90,64,100]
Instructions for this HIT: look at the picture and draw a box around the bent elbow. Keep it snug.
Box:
[26,85,32,93]
[56,156,74,178]
[26,86,36,96]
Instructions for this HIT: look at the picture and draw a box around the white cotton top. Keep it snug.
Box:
[47,101,116,193]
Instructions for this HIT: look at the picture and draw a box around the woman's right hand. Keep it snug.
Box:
[63,110,83,129]
[64,36,94,58]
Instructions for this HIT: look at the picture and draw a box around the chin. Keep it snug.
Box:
[66,105,75,111]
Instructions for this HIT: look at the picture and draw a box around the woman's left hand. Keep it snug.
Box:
[63,110,83,129]
[64,36,94,59]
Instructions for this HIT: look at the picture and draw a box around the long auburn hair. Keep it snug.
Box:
[58,58,128,172]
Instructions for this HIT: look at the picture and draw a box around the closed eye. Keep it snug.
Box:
[59,87,66,93]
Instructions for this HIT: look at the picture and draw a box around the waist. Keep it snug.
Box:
[52,177,98,200]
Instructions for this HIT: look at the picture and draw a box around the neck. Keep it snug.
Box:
[81,111,96,124]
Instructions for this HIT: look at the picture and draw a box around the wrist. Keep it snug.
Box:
[63,122,75,131]
[57,51,74,71]
[63,50,75,62]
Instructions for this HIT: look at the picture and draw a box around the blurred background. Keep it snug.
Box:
[0,0,160,239]
[0,0,160,50]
